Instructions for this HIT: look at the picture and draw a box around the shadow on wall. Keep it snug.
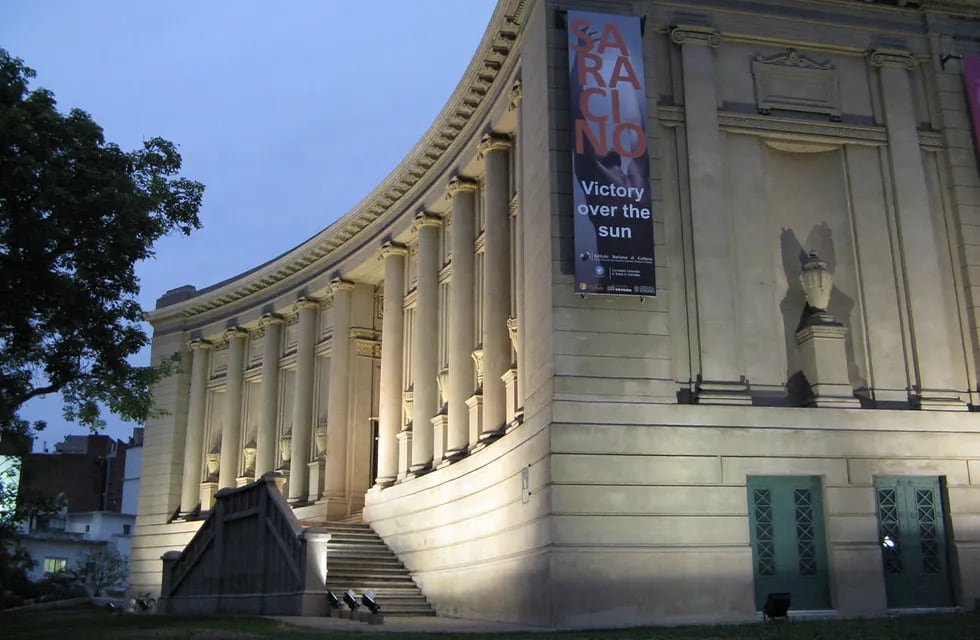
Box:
[779,224,861,405]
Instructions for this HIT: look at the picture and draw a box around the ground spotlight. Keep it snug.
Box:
[361,589,380,614]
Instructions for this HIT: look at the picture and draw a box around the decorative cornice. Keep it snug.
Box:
[329,278,355,294]
[292,297,320,313]
[446,175,479,199]
[669,25,722,48]
[412,212,443,232]
[478,132,513,158]
[145,0,529,324]
[188,338,213,351]
[754,49,832,71]
[868,49,917,71]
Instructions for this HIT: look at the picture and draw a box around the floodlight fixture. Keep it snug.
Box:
[362,589,381,614]
[326,591,341,609]
[762,592,791,622]
[343,589,360,611]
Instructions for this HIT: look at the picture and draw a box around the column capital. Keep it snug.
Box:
[867,49,917,71]
[329,278,356,294]
[224,327,249,341]
[292,296,320,313]
[508,79,523,112]
[380,241,409,259]
[412,211,443,232]
[669,25,722,48]
[258,313,284,327]
[445,175,479,199]
[188,338,213,351]
[478,132,512,158]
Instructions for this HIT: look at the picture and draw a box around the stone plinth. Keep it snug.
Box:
[796,324,860,408]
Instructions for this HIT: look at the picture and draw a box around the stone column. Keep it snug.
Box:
[179,339,211,516]
[324,280,354,508]
[511,80,526,416]
[255,314,283,478]
[411,212,441,474]
[218,328,248,489]
[377,242,408,486]
[446,176,478,460]
[479,133,513,440]
[869,49,966,410]
[287,298,319,503]
[670,27,750,404]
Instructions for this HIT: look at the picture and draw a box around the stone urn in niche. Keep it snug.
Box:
[242,441,257,477]
[279,434,292,468]
[314,423,328,460]
[799,251,838,325]
[206,449,220,481]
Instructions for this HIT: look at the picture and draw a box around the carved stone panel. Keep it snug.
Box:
[752,50,841,121]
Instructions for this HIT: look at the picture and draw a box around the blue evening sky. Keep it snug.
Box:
[3,0,497,451]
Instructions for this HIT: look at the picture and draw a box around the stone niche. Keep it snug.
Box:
[752,49,841,121]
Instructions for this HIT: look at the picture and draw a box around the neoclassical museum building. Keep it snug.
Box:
[131,0,980,627]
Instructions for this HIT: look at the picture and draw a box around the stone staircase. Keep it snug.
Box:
[315,521,435,617]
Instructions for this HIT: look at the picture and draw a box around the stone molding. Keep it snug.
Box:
[379,241,409,259]
[669,25,722,48]
[224,327,249,342]
[329,278,356,294]
[259,313,284,327]
[412,212,443,232]
[752,49,841,120]
[188,338,213,351]
[868,49,917,71]
[292,297,320,313]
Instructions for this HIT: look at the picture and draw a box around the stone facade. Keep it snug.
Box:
[132,0,980,627]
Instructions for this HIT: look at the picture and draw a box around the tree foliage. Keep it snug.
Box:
[71,547,128,597]
[0,48,204,437]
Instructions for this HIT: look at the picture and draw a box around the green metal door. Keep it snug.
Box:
[747,476,831,610]
[874,476,953,608]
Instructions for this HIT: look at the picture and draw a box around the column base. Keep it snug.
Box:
[374,476,397,488]
[465,394,483,446]
[409,462,433,477]
[695,377,752,405]
[320,495,351,520]
[308,459,325,503]
[502,368,519,425]
[916,390,969,411]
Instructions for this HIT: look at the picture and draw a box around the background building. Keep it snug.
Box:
[134,0,980,627]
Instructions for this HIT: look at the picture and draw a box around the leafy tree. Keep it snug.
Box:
[0,48,204,438]
[71,547,128,597]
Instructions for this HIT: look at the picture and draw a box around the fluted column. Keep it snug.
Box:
[179,339,211,515]
[217,328,248,489]
[869,50,965,409]
[446,176,478,459]
[479,133,512,440]
[377,243,408,486]
[670,27,749,404]
[411,212,442,474]
[287,298,319,503]
[255,314,283,478]
[324,279,354,504]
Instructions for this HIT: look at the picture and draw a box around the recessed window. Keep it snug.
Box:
[123,524,131,536]
[43,557,67,573]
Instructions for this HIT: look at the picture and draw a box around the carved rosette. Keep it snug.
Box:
[206,451,221,480]
[242,442,257,476]
[436,369,449,411]
[868,49,917,71]
[314,424,327,459]
[669,25,722,48]
[472,348,485,389]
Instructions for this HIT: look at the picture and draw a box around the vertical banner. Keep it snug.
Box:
[568,11,655,296]
[965,54,980,165]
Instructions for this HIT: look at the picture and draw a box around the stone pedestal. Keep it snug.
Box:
[796,324,860,408]
[431,414,448,467]
[235,475,253,488]
[308,459,324,503]
[695,378,753,405]
[396,430,412,482]
[199,481,218,512]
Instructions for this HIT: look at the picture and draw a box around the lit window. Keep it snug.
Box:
[43,557,67,573]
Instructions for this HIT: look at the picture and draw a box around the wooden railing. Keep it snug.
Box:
[159,472,330,616]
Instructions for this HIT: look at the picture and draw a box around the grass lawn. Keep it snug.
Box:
[2,606,979,639]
